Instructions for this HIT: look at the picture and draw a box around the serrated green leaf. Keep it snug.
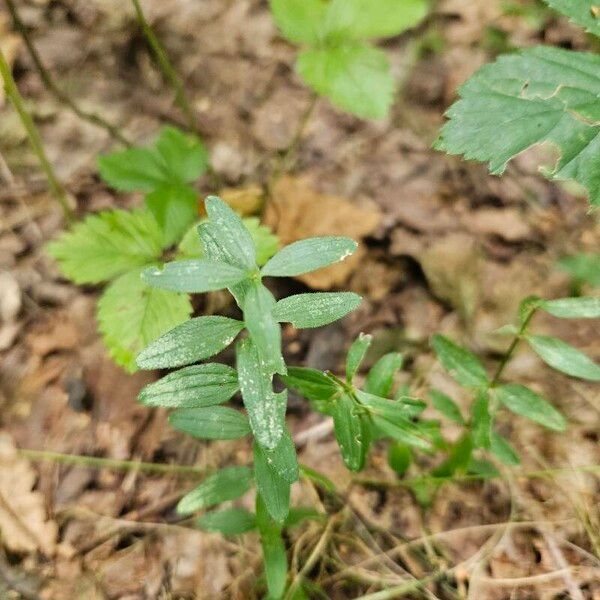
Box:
[170,406,251,440]
[527,334,600,381]
[365,352,403,397]
[176,466,253,515]
[97,269,192,373]
[98,148,166,192]
[544,0,600,37]
[142,259,248,293]
[495,383,567,431]
[254,443,290,524]
[243,282,286,375]
[558,253,600,287]
[136,316,244,369]
[429,389,465,424]
[273,292,361,328]
[154,126,209,183]
[387,442,412,476]
[204,196,257,270]
[435,46,600,209]
[332,393,370,471]
[297,43,395,119]
[138,363,238,408]
[540,297,600,319]
[256,495,288,599]
[270,0,327,44]
[236,338,287,449]
[346,333,372,382]
[262,236,357,277]
[47,209,163,284]
[281,367,340,402]
[431,335,488,388]
[324,0,429,41]
[490,431,520,466]
[196,507,256,535]
[145,184,198,247]
[471,392,491,448]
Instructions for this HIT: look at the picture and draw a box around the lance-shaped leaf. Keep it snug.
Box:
[170,406,251,440]
[435,46,600,209]
[346,333,372,382]
[254,443,290,524]
[138,363,239,408]
[471,391,491,448]
[197,508,256,535]
[257,427,299,484]
[431,335,488,389]
[495,384,567,431]
[204,196,257,270]
[332,393,370,471]
[273,292,361,328]
[526,334,600,381]
[540,297,600,319]
[490,431,520,466]
[365,352,403,397]
[243,282,286,374]
[256,495,288,599]
[142,259,248,293]
[387,442,412,476]
[324,0,429,40]
[298,43,394,119]
[270,0,327,44]
[236,338,287,449]
[357,390,425,422]
[281,367,340,402]
[137,316,244,369]
[262,236,357,277]
[544,0,600,37]
[176,466,253,515]
[429,390,464,424]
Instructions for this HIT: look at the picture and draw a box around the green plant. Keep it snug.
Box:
[47,127,279,371]
[270,0,429,118]
[559,252,600,293]
[435,0,600,209]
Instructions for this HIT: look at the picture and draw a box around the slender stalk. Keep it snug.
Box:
[0,45,72,222]
[4,0,131,147]
[18,447,206,478]
[130,0,197,132]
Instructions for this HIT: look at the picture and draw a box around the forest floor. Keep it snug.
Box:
[0,0,599,598]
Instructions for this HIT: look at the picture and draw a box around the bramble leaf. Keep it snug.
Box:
[495,383,567,431]
[365,352,403,397]
[170,406,251,440]
[540,297,600,319]
[281,367,340,402]
[270,0,327,44]
[138,363,239,408]
[429,390,465,424]
[298,43,394,119]
[236,338,287,449]
[136,316,244,369]
[435,46,600,208]
[154,126,209,183]
[273,292,361,328]
[526,334,600,381]
[47,209,163,284]
[196,508,256,535]
[254,443,290,523]
[323,0,429,40]
[176,466,253,515]
[543,0,600,37]
[97,268,192,372]
[431,335,488,388]
[262,236,357,277]
[346,333,372,382]
[142,259,248,293]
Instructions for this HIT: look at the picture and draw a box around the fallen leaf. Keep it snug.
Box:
[0,433,57,556]
[265,176,381,289]
[208,184,264,216]
[464,208,532,241]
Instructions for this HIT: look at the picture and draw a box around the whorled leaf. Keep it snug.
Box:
[273,291,361,328]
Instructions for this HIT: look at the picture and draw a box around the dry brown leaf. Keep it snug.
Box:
[210,184,264,216]
[0,15,21,106]
[0,433,57,556]
[265,176,381,289]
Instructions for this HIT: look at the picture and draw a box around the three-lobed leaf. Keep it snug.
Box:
[170,406,251,440]
[431,335,488,389]
[176,466,253,515]
[273,292,361,328]
[270,0,327,44]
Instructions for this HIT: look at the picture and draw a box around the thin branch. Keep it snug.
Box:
[0,45,72,222]
[4,0,131,147]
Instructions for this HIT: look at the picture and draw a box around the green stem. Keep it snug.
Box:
[4,0,131,147]
[18,448,206,478]
[130,0,197,132]
[0,45,72,222]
